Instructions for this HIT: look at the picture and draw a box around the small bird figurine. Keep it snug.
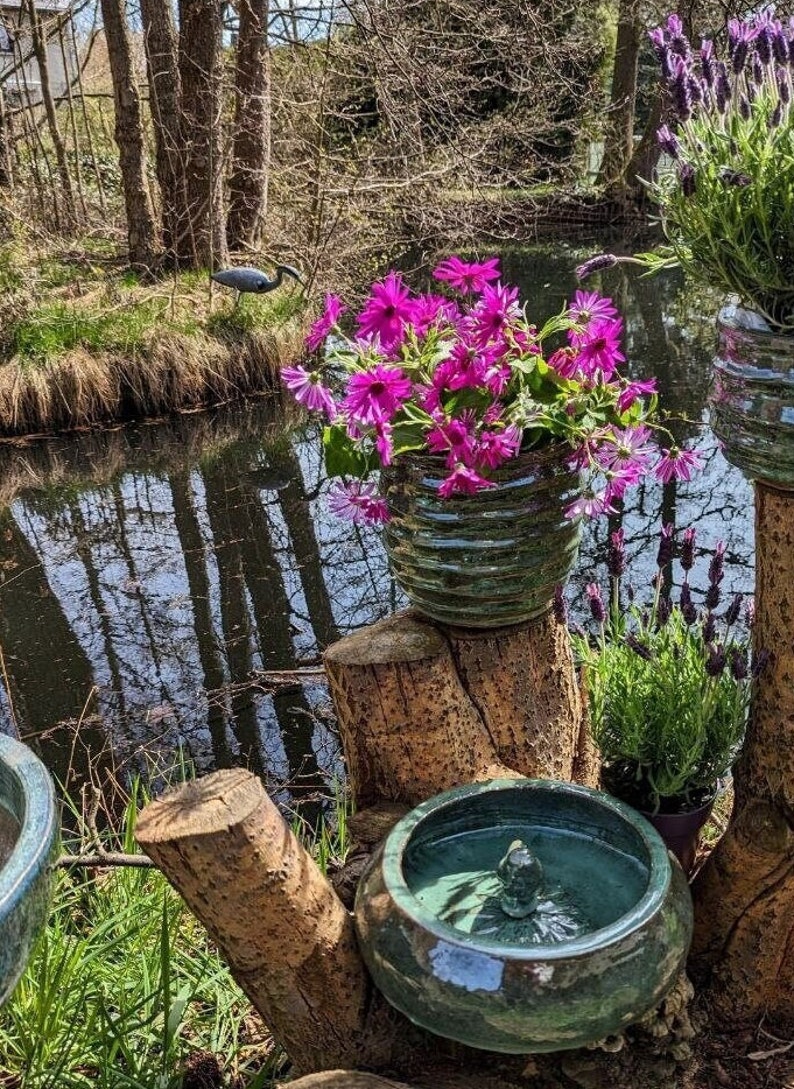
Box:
[210,264,304,306]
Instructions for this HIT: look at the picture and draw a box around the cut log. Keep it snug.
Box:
[135,768,394,1073]
[285,1076,412,1089]
[323,608,594,809]
[692,483,794,1028]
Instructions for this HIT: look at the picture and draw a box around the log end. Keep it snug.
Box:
[324,611,448,667]
[136,767,264,845]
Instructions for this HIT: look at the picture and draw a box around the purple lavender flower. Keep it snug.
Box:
[730,647,748,681]
[773,27,789,67]
[706,642,727,677]
[657,124,680,159]
[607,527,627,579]
[720,168,752,187]
[709,541,726,586]
[667,13,691,58]
[752,51,764,85]
[725,593,743,626]
[681,527,696,572]
[657,594,672,627]
[778,69,791,105]
[673,58,693,119]
[728,18,755,74]
[586,582,606,625]
[739,94,752,120]
[648,26,666,55]
[716,69,731,113]
[705,582,721,611]
[680,581,697,625]
[626,633,653,661]
[657,523,675,569]
[745,598,756,628]
[756,24,773,66]
[553,584,568,625]
[575,253,618,281]
[679,162,697,197]
[700,39,715,85]
[703,611,717,644]
[771,101,784,128]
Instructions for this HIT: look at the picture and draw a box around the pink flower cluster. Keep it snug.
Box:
[282,257,702,525]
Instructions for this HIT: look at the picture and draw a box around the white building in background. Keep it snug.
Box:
[0,0,77,106]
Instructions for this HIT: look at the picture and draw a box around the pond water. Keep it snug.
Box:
[0,244,754,817]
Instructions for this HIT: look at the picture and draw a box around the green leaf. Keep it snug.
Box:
[391,419,427,456]
[323,424,371,477]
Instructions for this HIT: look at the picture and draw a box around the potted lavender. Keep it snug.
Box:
[573,524,760,874]
[282,258,695,627]
[581,12,794,487]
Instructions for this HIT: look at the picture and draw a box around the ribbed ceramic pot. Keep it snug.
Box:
[380,442,582,628]
[710,303,794,490]
[0,734,58,1006]
[354,779,693,1054]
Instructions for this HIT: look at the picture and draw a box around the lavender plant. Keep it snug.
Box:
[581,11,794,330]
[574,525,760,813]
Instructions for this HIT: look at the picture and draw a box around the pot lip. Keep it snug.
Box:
[373,777,674,962]
[0,734,57,923]
[717,301,791,341]
[380,437,574,480]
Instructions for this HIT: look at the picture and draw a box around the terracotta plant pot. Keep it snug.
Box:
[380,442,582,628]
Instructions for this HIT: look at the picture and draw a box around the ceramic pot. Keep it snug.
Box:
[0,734,58,1005]
[355,779,693,1054]
[640,795,716,877]
[710,302,794,490]
[379,442,582,628]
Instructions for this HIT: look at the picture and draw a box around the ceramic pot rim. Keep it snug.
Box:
[379,778,674,961]
[0,735,57,922]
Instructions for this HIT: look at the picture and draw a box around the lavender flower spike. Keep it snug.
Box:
[679,162,697,198]
[575,253,618,281]
[700,39,715,86]
[657,124,680,159]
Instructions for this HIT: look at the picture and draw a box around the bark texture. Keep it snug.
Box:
[135,768,392,1073]
[227,0,271,250]
[139,0,184,256]
[323,608,595,810]
[597,0,642,189]
[692,483,794,1028]
[0,87,11,188]
[177,0,227,267]
[100,0,159,268]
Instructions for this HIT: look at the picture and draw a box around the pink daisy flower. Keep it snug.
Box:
[655,447,704,483]
[567,290,618,333]
[617,378,657,414]
[565,489,617,520]
[357,271,414,352]
[433,256,501,294]
[467,282,522,344]
[327,480,390,525]
[281,365,336,418]
[438,463,495,498]
[374,419,393,466]
[598,425,656,474]
[427,413,477,468]
[342,365,412,424]
[305,294,345,352]
[573,318,625,379]
[409,293,459,335]
[475,426,522,470]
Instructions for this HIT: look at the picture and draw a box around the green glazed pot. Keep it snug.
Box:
[0,735,58,1006]
[710,303,794,490]
[380,443,582,628]
[354,779,693,1054]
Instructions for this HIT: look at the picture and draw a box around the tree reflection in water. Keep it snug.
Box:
[0,256,754,816]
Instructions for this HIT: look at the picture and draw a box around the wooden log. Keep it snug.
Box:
[135,768,393,1074]
[323,608,594,809]
[692,484,794,1028]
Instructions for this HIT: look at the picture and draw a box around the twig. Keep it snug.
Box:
[747,1040,794,1061]
[55,852,155,869]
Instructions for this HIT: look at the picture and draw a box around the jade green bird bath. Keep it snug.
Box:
[0,734,58,1006]
[354,779,693,1053]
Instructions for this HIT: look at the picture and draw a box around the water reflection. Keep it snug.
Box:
[0,252,754,806]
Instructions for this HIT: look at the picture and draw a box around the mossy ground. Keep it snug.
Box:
[0,242,309,437]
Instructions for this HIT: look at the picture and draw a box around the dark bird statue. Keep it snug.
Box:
[210,265,304,306]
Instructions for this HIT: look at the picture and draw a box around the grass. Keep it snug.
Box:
[0,246,310,437]
[0,778,350,1089]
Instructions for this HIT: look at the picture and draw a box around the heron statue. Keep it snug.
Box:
[210,264,304,307]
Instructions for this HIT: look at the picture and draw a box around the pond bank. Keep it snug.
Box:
[0,248,309,437]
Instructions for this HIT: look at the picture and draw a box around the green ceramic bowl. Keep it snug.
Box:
[354,779,693,1053]
[0,734,58,1006]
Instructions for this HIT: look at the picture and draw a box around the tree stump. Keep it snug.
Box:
[692,483,794,1028]
[323,607,596,809]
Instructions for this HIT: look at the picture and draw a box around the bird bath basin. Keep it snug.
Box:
[0,735,58,1006]
[354,779,693,1053]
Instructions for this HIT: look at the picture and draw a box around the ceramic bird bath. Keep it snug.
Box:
[355,778,693,1053]
[0,734,58,1005]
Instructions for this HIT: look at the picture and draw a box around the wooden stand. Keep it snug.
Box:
[134,605,628,1084]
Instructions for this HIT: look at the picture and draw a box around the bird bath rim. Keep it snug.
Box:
[375,777,674,960]
[0,734,57,927]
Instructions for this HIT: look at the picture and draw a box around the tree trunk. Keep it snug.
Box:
[139,0,184,257]
[177,0,227,268]
[227,0,270,251]
[323,608,596,811]
[692,483,794,1029]
[24,0,76,224]
[99,0,159,269]
[0,85,11,187]
[135,768,402,1075]
[597,0,642,191]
